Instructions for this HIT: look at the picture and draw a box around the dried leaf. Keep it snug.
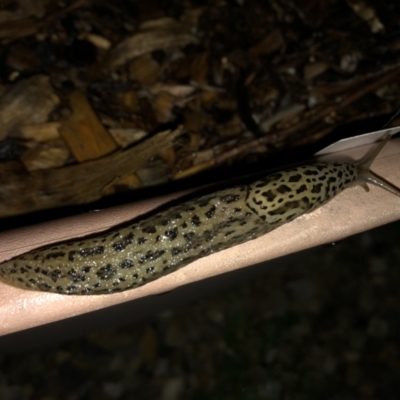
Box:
[106,18,197,69]
[249,28,285,56]
[129,54,161,86]
[303,61,330,81]
[150,83,196,98]
[0,75,59,140]
[109,128,149,148]
[20,140,70,171]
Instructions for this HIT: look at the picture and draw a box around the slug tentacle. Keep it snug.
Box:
[354,134,400,197]
[0,135,398,295]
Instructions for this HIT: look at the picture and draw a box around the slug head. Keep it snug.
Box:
[354,134,400,197]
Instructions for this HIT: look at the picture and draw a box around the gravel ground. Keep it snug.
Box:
[1,220,400,400]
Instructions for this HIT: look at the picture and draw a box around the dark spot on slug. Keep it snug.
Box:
[311,184,323,194]
[262,190,276,201]
[296,184,307,194]
[50,269,62,281]
[80,246,105,257]
[146,250,166,260]
[96,264,115,280]
[204,230,214,242]
[183,232,195,241]
[120,259,134,269]
[68,250,77,262]
[191,215,201,227]
[304,169,319,176]
[165,227,178,240]
[45,251,65,260]
[112,233,134,251]
[171,247,181,256]
[205,206,216,218]
[289,174,302,182]
[277,185,291,194]
[38,283,52,290]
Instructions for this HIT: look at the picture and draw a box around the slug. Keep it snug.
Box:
[0,135,399,295]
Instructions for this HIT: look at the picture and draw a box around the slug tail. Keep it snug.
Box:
[355,134,400,197]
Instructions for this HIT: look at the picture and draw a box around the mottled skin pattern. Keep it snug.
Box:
[0,162,358,295]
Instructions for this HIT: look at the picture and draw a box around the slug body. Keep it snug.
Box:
[0,135,399,295]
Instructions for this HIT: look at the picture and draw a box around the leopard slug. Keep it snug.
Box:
[0,135,399,295]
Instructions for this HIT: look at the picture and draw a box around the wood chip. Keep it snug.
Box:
[59,91,118,162]
[19,122,61,142]
[153,91,175,123]
[150,83,196,98]
[79,32,112,50]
